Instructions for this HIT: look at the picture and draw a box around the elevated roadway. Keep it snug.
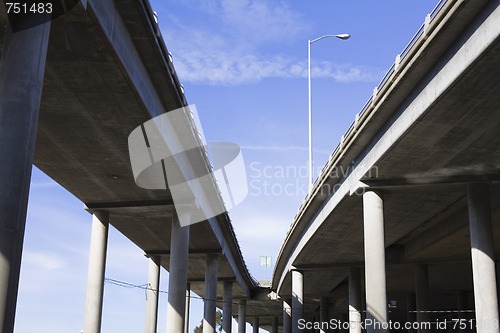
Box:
[273,0,500,331]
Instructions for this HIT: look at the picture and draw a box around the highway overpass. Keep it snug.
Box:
[0,0,282,332]
[272,0,500,332]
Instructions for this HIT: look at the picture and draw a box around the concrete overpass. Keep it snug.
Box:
[273,0,500,332]
[0,0,282,332]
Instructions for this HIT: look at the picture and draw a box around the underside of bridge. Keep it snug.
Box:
[274,0,500,331]
[0,0,283,332]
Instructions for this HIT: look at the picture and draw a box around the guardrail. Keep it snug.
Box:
[308,0,450,202]
[293,0,450,225]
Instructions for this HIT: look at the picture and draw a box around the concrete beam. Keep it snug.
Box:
[84,199,174,210]
[0,13,51,333]
[361,174,500,188]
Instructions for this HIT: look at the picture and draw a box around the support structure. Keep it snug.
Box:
[166,212,191,333]
[415,264,430,333]
[238,300,247,333]
[185,284,191,333]
[0,13,51,333]
[320,297,329,333]
[467,184,499,333]
[223,281,233,333]
[283,300,292,333]
[252,317,259,333]
[272,316,279,333]
[203,254,219,333]
[83,211,110,333]
[145,255,161,333]
[349,267,362,333]
[407,293,416,333]
[363,190,387,333]
[291,270,304,333]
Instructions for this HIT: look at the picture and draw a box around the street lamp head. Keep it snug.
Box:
[335,34,350,40]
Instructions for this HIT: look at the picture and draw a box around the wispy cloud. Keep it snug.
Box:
[160,0,382,86]
[22,251,67,271]
[173,53,382,86]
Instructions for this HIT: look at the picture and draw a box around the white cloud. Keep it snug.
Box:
[159,0,383,86]
[22,251,67,271]
[173,52,381,85]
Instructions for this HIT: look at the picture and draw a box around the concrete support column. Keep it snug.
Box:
[238,300,247,333]
[406,293,416,333]
[252,317,259,333]
[467,184,499,333]
[166,212,190,333]
[415,264,430,333]
[145,255,161,333]
[0,13,51,333]
[272,316,279,333]
[457,291,470,333]
[292,269,304,333]
[363,190,387,333]
[203,254,219,333]
[83,211,110,333]
[222,281,233,333]
[283,300,292,333]
[349,267,362,333]
[320,297,329,333]
[185,284,191,333]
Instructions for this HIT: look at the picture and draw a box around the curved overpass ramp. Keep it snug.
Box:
[274,0,500,331]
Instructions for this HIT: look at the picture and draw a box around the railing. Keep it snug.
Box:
[292,0,450,228]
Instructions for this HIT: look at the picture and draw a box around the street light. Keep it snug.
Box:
[308,34,350,191]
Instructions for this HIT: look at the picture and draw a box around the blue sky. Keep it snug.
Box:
[15,0,439,332]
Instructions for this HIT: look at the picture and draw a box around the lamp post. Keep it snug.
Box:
[308,34,350,191]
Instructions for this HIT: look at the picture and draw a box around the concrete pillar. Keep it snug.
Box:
[145,255,161,333]
[467,184,499,333]
[223,281,233,333]
[166,212,190,333]
[457,291,469,333]
[320,296,329,333]
[252,317,259,333]
[292,270,304,333]
[185,284,191,333]
[203,254,218,333]
[349,267,362,333]
[415,264,430,333]
[406,293,416,333]
[283,300,292,333]
[363,190,387,333]
[83,211,110,333]
[272,316,279,333]
[0,13,51,333]
[238,300,247,333]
